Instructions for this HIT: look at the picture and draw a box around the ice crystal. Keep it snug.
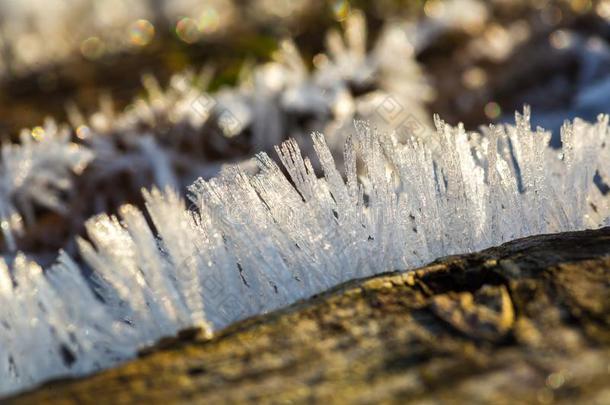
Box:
[0,120,93,251]
[0,109,608,396]
[1,12,430,255]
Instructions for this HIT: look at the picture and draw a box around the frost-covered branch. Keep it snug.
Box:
[0,109,608,396]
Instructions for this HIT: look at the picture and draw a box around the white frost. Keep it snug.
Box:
[0,120,93,251]
[0,109,609,396]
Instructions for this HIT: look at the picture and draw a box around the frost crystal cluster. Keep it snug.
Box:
[0,109,608,396]
[1,12,430,254]
[72,11,430,180]
[0,121,93,251]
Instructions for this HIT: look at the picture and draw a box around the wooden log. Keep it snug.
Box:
[7,227,610,404]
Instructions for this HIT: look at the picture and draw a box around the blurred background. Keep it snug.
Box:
[0,0,608,134]
[0,0,609,260]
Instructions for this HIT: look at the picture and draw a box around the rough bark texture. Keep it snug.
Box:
[7,228,610,404]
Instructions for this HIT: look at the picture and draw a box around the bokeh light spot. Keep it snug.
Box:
[333,0,351,21]
[76,125,92,140]
[129,19,155,46]
[462,67,487,89]
[549,30,572,49]
[596,0,610,20]
[31,126,45,140]
[176,17,200,44]
[198,7,220,34]
[570,0,592,13]
[424,0,444,18]
[484,102,501,119]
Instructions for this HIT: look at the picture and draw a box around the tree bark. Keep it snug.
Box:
[7,228,610,404]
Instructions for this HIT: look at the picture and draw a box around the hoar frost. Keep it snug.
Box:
[0,109,609,396]
[0,120,93,251]
[3,11,429,250]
